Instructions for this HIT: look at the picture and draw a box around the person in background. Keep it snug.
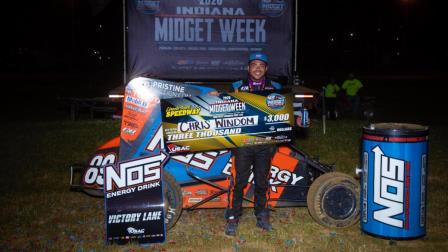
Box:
[342,73,363,115]
[224,52,281,236]
[324,78,340,119]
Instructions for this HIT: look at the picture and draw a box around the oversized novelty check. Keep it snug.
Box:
[161,89,294,154]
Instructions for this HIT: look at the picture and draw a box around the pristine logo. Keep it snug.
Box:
[372,146,408,229]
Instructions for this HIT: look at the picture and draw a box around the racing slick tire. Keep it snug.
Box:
[306,172,360,228]
[164,171,183,230]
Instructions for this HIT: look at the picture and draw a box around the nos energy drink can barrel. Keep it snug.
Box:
[360,123,429,239]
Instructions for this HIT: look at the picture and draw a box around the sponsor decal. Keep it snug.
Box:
[136,0,160,14]
[105,153,167,193]
[266,93,286,109]
[222,162,303,192]
[127,227,145,235]
[268,165,303,192]
[420,154,427,227]
[259,0,287,17]
[83,153,117,188]
[362,152,368,223]
[109,211,162,224]
[188,198,203,203]
[177,59,194,65]
[122,127,137,136]
[276,127,292,132]
[274,135,288,140]
[171,150,229,171]
[240,86,250,91]
[167,144,191,154]
[209,97,246,114]
[126,95,149,108]
[182,190,192,196]
[195,189,209,196]
[165,207,177,224]
[372,146,409,229]
[166,106,201,118]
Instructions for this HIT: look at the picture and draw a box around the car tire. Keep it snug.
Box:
[163,171,183,230]
[307,172,360,228]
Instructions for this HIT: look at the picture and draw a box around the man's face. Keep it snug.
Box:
[248,60,268,81]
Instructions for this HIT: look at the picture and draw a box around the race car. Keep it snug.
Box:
[70,78,360,231]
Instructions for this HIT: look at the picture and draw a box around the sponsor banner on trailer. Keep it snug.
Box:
[161,90,294,154]
[127,0,293,80]
[104,153,168,244]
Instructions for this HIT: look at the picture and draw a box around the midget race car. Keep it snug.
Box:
[69,78,360,232]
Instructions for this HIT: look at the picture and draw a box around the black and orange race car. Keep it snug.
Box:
[70,78,360,231]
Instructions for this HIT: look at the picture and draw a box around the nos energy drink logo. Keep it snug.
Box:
[372,146,410,229]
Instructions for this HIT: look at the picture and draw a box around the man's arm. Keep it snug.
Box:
[232,80,243,92]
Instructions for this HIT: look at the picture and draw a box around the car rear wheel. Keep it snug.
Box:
[307,172,360,228]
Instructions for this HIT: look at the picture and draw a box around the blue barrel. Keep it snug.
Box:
[360,123,429,239]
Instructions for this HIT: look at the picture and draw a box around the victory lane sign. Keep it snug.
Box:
[104,153,168,244]
[161,90,294,154]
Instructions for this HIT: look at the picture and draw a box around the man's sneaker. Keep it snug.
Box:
[225,217,238,236]
[256,211,272,231]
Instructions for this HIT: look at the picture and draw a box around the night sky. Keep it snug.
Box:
[2,0,446,123]
[4,0,445,77]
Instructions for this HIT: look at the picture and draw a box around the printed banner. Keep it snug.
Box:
[119,77,215,161]
[105,77,216,244]
[127,0,293,80]
[104,154,168,244]
[161,90,294,154]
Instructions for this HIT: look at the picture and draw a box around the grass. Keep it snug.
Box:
[0,118,447,251]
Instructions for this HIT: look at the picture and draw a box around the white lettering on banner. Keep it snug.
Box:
[372,146,406,228]
[143,211,162,221]
[107,211,162,224]
[143,80,185,93]
[105,153,167,191]
[194,128,241,137]
[209,102,246,113]
[155,18,214,42]
[214,116,257,128]
[127,227,145,235]
[167,132,195,141]
[108,212,142,224]
[219,19,266,43]
[154,6,266,44]
[176,7,242,15]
